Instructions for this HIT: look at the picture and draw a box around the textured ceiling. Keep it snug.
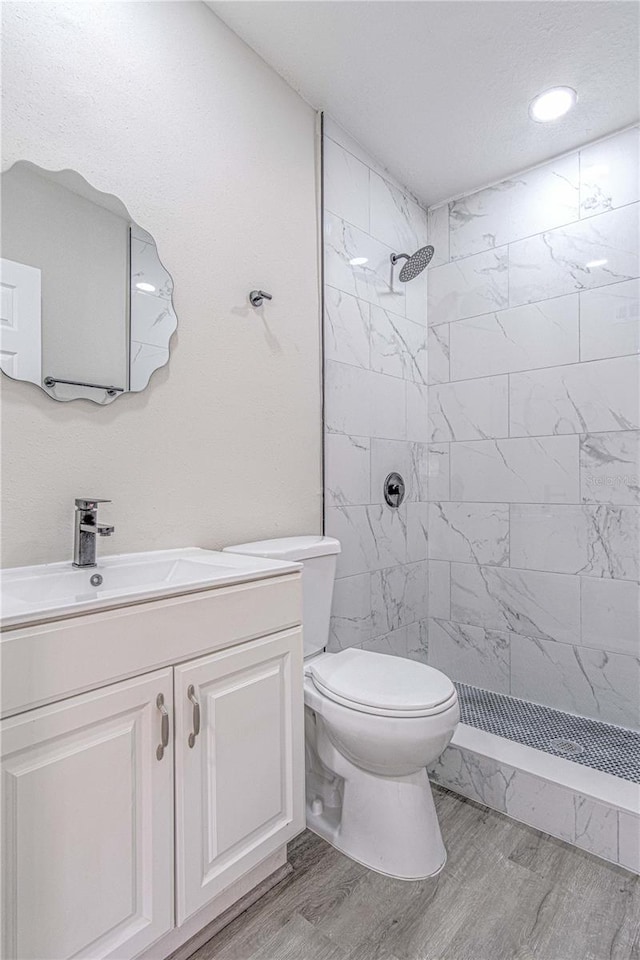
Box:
[206,0,639,206]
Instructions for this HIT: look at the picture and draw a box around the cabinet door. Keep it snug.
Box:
[175,628,304,923]
[1,669,174,960]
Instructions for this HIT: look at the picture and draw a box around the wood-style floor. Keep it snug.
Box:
[189,786,640,960]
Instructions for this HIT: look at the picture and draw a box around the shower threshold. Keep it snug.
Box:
[454,682,640,784]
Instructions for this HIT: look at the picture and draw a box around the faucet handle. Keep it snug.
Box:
[75,498,111,510]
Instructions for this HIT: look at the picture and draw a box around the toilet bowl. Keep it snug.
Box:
[223,536,459,880]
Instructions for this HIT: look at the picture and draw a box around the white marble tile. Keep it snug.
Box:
[323,116,419,203]
[426,443,450,501]
[363,620,428,664]
[582,505,639,580]
[370,439,412,503]
[325,504,407,578]
[323,136,369,232]
[406,619,429,663]
[449,154,579,259]
[509,205,640,307]
[370,306,426,383]
[325,433,370,507]
[409,442,429,502]
[618,812,640,874]
[369,371,406,440]
[450,295,579,381]
[510,634,640,728]
[581,577,640,657]
[429,502,509,565]
[371,561,428,634]
[427,324,450,385]
[580,127,640,218]
[324,287,370,369]
[509,356,640,437]
[404,266,428,327]
[407,501,429,562]
[428,559,450,619]
[405,381,429,442]
[328,573,372,651]
[427,203,450,267]
[450,435,580,503]
[573,796,619,863]
[129,342,169,392]
[429,376,508,442]
[580,279,640,362]
[510,503,639,580]
[505,772,575,843]
[451,563,581,644]
[325,361,371,436]
[428,745,512,812]
[324,212,406,316]
[428,618,510,693]
[581,430,640,506]
[370,171,428,255]
[428,248,509,325]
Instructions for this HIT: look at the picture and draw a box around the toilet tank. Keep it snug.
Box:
[223,536,340,658]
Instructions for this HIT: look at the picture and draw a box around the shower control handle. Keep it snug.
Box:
[384,472,405,509]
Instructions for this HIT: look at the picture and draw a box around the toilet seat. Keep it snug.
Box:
[308,648,457,718]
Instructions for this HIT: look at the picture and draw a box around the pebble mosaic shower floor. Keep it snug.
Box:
[455,682,640,784]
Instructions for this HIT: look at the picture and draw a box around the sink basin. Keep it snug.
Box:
[0,548,301,628]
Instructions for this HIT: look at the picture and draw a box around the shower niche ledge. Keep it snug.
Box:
[0,549,305,960]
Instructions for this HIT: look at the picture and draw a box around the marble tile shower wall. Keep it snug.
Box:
[425,126,640,730]
[323,118,430,662]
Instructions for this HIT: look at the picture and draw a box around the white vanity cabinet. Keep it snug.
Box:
[175,629,303,924]
[0,669,175,960]
[0,565,304,960]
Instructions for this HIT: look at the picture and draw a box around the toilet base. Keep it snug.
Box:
[306,763,447,881]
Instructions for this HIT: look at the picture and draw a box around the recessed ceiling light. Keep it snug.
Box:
[349,257,368,266]
[136,282,156,292]
[529,86,577,123]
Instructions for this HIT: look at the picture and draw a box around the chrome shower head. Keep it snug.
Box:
[390,245,435,282]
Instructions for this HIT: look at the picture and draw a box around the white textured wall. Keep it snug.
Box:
[1,1,321,567]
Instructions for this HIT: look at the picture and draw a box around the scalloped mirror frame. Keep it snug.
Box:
[0,162,178,404]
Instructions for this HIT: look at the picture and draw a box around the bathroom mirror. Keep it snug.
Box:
[0,161,177,404]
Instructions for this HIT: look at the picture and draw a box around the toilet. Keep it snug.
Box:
[223,535,459,880]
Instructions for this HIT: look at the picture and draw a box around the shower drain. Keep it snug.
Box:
[548,737,584,756]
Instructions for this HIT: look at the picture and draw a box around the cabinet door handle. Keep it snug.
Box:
[156,693,170,761]
[187,684,201,748]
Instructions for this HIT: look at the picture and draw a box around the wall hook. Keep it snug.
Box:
[249,289,272,308]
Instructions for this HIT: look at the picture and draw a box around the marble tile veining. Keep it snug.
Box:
[449,295,579,381]
[509,355,640,437]
[429,502,509,565]
[324,286,370,369]
[449,154,579,260]
[429,618,510,692]
[580,430,640,506]
[580,278,640,362]
[428,247,509,325]
[450,562,581,645]
[323,137,369,232]
[429,376,508,442]
[580,127,640,218]
[450,435,580,503]
[509,204,640,307]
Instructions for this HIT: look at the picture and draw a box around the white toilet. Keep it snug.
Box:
[223,535,459,880]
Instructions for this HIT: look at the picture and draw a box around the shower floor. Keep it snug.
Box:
[455,682,640,784]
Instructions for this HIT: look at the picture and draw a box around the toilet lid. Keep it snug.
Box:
[309,648,456,715]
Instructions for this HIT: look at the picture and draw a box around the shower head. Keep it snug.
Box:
[390,245,435,282]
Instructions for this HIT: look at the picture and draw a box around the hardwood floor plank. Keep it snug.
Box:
[189,786,640,960]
